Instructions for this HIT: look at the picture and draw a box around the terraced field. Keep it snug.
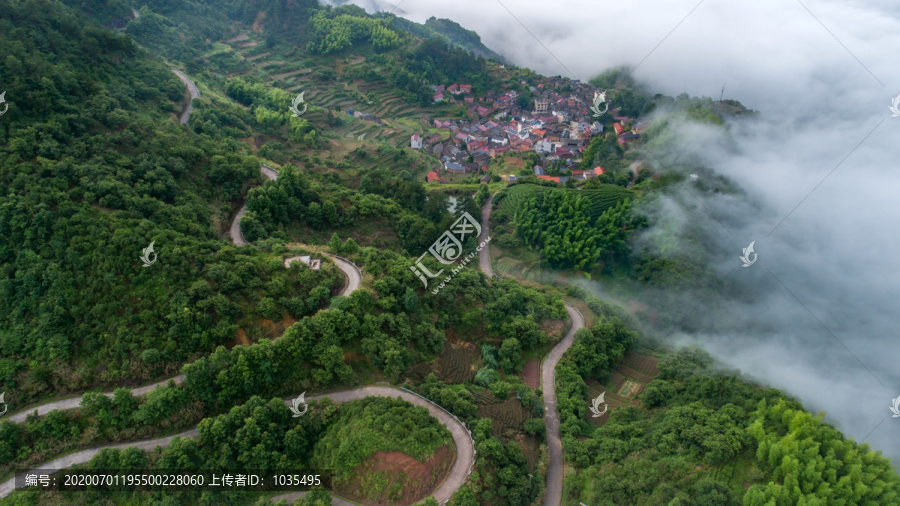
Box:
[495,256,526,278]
[437,343,479,384]
[499,183,635,221]
[622,350,660,376]
[471,389,499,405]
[614,364,655,384]
[585,382,636,427]
[585,352,661,427]
[477,396,531,434]
[217,32,431,160]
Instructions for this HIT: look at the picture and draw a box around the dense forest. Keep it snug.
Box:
[0,1,896,505]
[554,292,900,504]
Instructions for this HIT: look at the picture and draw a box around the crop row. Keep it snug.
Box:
[614,363,655,384]
[622,351,659,376]
[438,344,478,384]
[500,184,633,221]
[471,389,500,405]
[477,397,530,433]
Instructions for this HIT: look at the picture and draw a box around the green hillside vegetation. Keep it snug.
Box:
[2,1,897,505]
[311,396,451,478]
[12,395,325,505]
[489,184,639,273]
[557,324,900,505]
[0,250,562,490]
[391,16,505,61]
[0,0,345,403]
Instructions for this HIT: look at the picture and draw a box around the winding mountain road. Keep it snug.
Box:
[6,173,361,425]
[0,166,384,502]
[171,68,199,125]
[230,163,279,246]
[228,164,362,295]
[7,376,186,424]
[0,387,475,502]
[478,196,584,506]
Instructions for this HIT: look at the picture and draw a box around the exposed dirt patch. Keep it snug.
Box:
[226,33,249,43]
[521,358,540,388]
[540,318,566,341]
[233,314,298,346]
[232,328,250,347]
[504,157,525,170]
[334,446,455,506]
[252,11,265,32]
[342,351,370,365]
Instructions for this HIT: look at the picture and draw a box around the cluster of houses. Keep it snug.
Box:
[431,83,474,103]
[413,77,645,182]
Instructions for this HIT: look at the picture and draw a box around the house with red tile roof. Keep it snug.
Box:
[613,123,626,136]
[448,84,459,94]
[426,171,442,183]
[459,84,472,93]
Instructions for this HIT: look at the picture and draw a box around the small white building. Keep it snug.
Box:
[284,256,321,270]
[410,134,422,149]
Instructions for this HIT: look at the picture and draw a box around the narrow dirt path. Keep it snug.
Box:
[478,195,584,506]
[171,68,199,125]
[0,387,475,503]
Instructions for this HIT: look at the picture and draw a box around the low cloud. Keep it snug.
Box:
[332,0,900,462]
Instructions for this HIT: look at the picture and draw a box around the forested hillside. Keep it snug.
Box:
[557,289,900,505]
[0,1,896,505]
[0,0,346,403]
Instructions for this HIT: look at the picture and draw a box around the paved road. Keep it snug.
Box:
[0,428,200,498]
[327,255,362,295]
[229,165,361,296]
[7,375,186,423]
[479,195,494,277]
[230,164,279,245]
[541,303,584,506]
[0,387,474,503]
[9,163,360,425]
[478,194,584,506]
[171,68,199,125]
